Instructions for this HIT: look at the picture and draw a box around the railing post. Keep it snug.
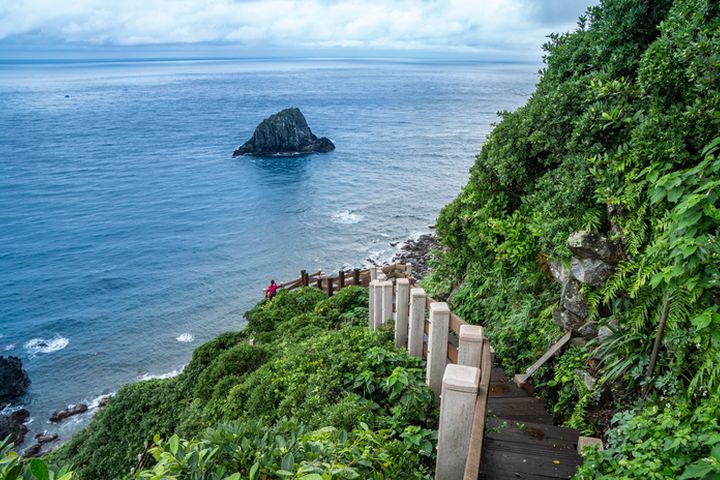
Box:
[300,270,307,287]
[369,280,377,331]
[381,280,394,325]
[395,278,410,349]
[326,277,334,296]
[338,271,345,290]
[408,288,426,358]
[316,276,323,290]
[427,302,450,397]
[370,267,378,282]
[458,325,484,369]
[435,364,480,480]
[373,280,383,330]
[353,268,360,286]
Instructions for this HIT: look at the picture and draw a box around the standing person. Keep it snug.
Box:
[266,279,279,300]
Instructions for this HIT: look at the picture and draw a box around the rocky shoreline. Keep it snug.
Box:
[391,233,440,281]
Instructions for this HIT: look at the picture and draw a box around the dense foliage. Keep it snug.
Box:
[426,0,719,477]
[45,287,436,479]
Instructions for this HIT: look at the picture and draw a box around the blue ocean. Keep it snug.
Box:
[0,58,537,442]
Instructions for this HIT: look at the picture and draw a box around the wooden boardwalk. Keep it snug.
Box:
[479,368,583,479]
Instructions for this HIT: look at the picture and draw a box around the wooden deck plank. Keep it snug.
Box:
[491,368,508,383]
[480,438,582,478]
[485,418,579,452]
[489,381,529,398]
[488,397,549,415]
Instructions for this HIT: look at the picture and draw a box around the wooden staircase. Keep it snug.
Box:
[479,368,584,479]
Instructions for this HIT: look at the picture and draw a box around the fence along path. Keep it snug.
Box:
[275,263,587,479]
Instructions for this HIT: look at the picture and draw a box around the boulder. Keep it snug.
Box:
[50,403,88,423]
[561,279,589,319]
[550,260,569,284]
[567,231,622,287]
[23,443,41,458]
[0,356,30,403]
[578,321,599,339]
[233,108,335,156]
[0,408,30,445]
[597,325,614,343]
[35,433,58,444]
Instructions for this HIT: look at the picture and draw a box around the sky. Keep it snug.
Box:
[0,0,600,61]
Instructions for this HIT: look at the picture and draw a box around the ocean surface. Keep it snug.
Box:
[0,58,537,444]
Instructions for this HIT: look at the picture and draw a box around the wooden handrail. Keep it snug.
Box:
[514,330,572,389]
[463,338,492,480]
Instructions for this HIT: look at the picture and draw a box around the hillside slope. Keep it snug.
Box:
[426,0,720,477]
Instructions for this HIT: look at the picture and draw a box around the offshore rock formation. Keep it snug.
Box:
[0,356,29,402]
[233,108,335,156]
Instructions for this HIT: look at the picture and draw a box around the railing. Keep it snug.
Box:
[268,263,412,296]
[366,266,491,480]
[274,263,491,480]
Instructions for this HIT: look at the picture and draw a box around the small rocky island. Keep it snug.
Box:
[233,107,335,156]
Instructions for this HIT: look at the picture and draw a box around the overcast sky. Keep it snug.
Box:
[0,0,599,60]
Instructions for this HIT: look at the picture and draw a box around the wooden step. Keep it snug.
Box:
[485,418,579,453]
[480,437,583,479]
[489,381,529,398]
[491,368,508,383]
[488,397,554,424]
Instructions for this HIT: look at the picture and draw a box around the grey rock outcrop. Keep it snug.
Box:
[233,108,335,156]
[550,231,624,339]
[567,231,622,287]
[0,356,29,403]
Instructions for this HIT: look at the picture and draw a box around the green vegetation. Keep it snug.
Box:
[426,0,719,477]
[41,287,436,479]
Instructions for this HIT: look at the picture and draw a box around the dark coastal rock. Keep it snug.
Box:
[0,356,30,403]
[0,408,30,445]
[35,433,59,444]
[392,234,440,281]
[23,443,42,457]
[50,403,88,423]
[233,108,335,157]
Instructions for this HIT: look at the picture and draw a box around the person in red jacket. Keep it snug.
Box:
[266,280,279,300]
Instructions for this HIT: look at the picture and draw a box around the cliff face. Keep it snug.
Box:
[233,108,335,156]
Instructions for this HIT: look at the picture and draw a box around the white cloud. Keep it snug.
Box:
[0,0,598,56]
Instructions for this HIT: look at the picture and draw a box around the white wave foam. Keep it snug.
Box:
[331,210,363,225]
[88,394,113,409]
[138,366,184,381]
[4,344,15,351]
[176,333,194,343]
[24,336,69,355]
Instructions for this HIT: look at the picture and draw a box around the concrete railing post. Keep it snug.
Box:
[394,278,410,349]
[368,280,377,331]
[370,267,378,282]
[427,302,450,396]
[458,324,484,369]
[408,288,426,358]
[380,280,394,325]
[372,281,383,330]
[435,364,480,480]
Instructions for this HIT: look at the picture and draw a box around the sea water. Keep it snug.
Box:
[0,58,537,442]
